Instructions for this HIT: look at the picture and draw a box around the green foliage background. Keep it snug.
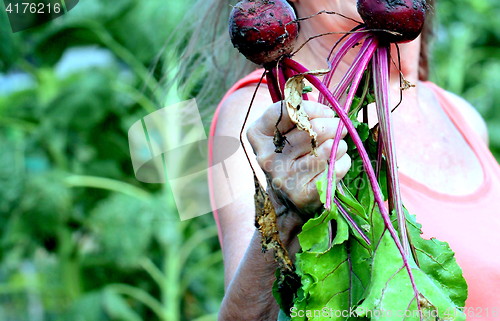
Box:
[0,0,498,320]
[431,0,500,157]
[1,1,221,320]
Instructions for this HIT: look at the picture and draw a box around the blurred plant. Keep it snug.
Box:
[0,0,222,320]
[431,0,500,159]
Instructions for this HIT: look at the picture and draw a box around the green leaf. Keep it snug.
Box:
[336,184,367,221]
[356,233,466,321]
[354,121,370,142]
[298,210,336,252]
[406,212,468,308]
[316,171,330,205]
[294,245,350,321]
[331,214,349,246]
[345,120,370,151]
[315,174,349,246]
[291,176,371,320]
[348,238,372,307]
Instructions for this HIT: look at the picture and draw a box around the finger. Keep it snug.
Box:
[339,122,348,138]
[335,140,348,161]
[256,100,336,136]
[290,139,349,186]
[301,152,351,193]
[291,139,334,174]
[293,136,347,165]
[280,118,347,159]
[335,153,352,180]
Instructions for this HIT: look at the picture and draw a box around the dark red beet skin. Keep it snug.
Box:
[357,0,427,43]
[229,0,299,66]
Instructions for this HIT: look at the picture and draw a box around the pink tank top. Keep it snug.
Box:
[208,70,500,317]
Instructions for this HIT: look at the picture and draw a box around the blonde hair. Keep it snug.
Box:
[166,0,252,125]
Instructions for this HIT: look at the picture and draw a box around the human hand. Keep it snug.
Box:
[247,100,351,217]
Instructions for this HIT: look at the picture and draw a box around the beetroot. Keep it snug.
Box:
[229,0,299,66]
[357,0,427,43]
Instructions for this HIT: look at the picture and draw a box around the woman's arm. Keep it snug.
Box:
[219,210,302,320]
[214,86,288,320]
[211,86,272,288]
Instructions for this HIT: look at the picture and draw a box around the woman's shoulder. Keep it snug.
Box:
[213,74,272,138]
[423,82,489,145]
[442,89,489,144]
[218,68,269,110]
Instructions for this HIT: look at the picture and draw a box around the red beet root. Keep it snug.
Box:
[229,0,299,66]
[357,0,427,43]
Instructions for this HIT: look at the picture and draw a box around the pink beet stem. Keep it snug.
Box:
[319,31,368,105]
[325,36,377,210]
[372,46,411,257]
[265,69,282,102]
